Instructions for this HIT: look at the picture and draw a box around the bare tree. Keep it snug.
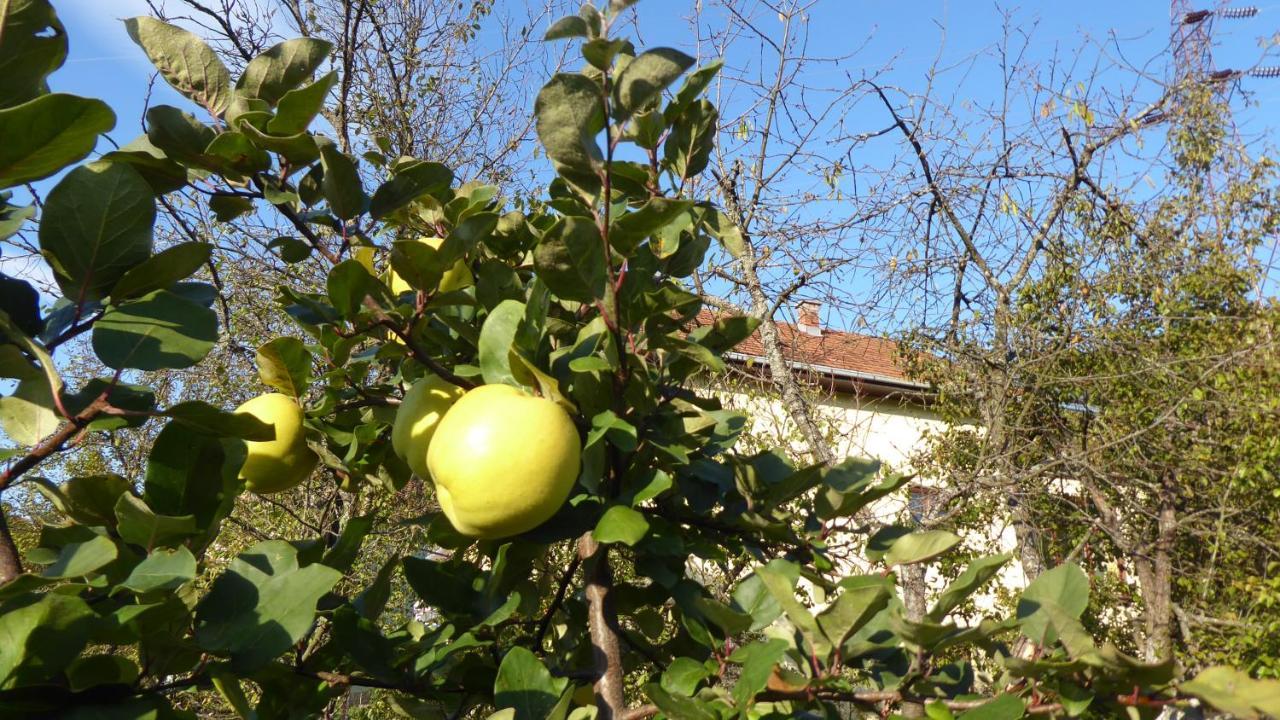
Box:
[657,0,902,470]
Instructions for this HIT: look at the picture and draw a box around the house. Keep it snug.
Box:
[700,301,943,478]
[700,301,1029,594]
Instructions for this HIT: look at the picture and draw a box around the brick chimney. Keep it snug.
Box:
[797,300,822,336]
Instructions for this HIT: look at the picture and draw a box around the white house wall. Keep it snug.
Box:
[717,387,1029,615]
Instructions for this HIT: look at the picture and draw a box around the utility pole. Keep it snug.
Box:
[1169,3,1280,297]
[1169,2,1262,85]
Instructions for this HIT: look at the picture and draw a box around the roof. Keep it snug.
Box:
[694,309,926,392]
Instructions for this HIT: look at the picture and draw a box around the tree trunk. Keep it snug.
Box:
[1144,476,1177,661]
[899,562,929,718]
[0,508,21,584]
[734,240,835,466]
[1010,500,1046,581]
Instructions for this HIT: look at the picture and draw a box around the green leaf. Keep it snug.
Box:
[322,515,374,574]
[658,334,724,373]
[255,336,312,397]
[41,534,118,579]
[145,104,216,167]
[533,216,607,302]
[326,259,382,317]
[732,572,785,632]
[117,546,196,594]
[267,235,311,263]
[667,60,723,120]
[38,162,155,302]
[587,410,637,454]
[0,200,35,242]
[755,560,822,649]
[534,74,605,191]
[701,207,744,257]
[665,99,717,181]
[644,683,718,720]
[479,299,527,387]
[101,134,188,193]
[224,90,270,129]
[195,540,342,671]
[66,654,139,692]
[884,530,962,566]
[0,0,68,108]
[613,47,695,116]
[815,578,893,655]
[114,493,196,549]
[204,131,270,176]
[594,505,649,546]
[544,15,589,41]
[1017,564,1089,644]
[92,289,217,371]
[401,556,482,616]
[239,123,319,167]
[582,38,630,72]
[929,554,1013,621]
[0,94,114,187]
[64,380,157,432]
[124,16,232,114]
[815,459,902,520]
[0,378,57,446]
[369,160,453,219]
[237,38,333,105]
[31,474,131,527]
[164,400,273,440]
[110,242,211,300]
[956,694,1025,720]
[610,198,695,255]
[579,4,604,37]
[144,421,244,531]
[209,193,254,222]
[0,274,40,340]
[729,638,789,708]
[865,525,911,563]
[926,701,957,720]
[0,593,94,690]
[1183,666,1280,718]
[688,313,760,353]
[494,646,569,720]
[267,70,337,135]
[661,657,710,695]
[691,594,752,636]
[317,136,365,219]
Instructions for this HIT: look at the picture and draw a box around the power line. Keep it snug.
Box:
[1170,2,1268,83]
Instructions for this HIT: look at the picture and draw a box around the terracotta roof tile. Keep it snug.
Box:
[694,310,911,383]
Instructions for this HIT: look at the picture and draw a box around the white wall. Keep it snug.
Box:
[718,385,1029,615]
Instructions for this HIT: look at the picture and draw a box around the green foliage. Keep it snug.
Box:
[0,93,115,186]
[37,162,156,301]
[906,61,1280,693]
[0,2,1273,719]
[0,0,68,108]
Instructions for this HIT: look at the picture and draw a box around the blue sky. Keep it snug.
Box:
[47,0,1280,154]
[21,0,1280,310]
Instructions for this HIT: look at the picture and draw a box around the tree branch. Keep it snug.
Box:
[578,532,625,719]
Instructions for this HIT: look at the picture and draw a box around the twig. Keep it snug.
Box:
[362,297,476,389]
[534,553,582,647]
[0,394,110,583]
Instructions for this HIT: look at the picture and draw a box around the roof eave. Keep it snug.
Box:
[723,351,932,393]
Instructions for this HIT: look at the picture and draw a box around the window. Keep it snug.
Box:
[908,485,941,525]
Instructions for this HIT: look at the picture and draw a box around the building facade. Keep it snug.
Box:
[705,304,1029,601]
